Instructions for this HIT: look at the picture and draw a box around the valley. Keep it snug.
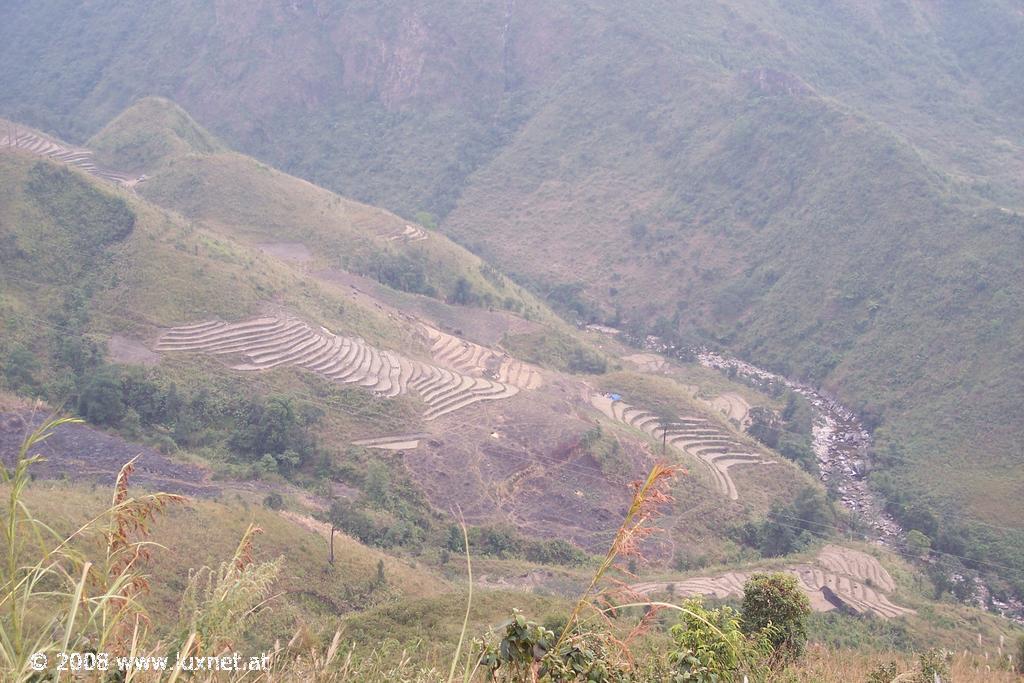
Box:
[1,3,1023,675]
[696,349,902,543]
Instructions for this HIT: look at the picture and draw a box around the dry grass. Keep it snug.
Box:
[784,644,1022,682]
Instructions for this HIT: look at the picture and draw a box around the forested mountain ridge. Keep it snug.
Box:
[3,2,1022,214]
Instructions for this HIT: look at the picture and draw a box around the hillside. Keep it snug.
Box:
[446,61,1024,535]
[84,98,549,323]
[1,3,1021,564]
[0,114,827,565]
[2,2,1022,214]
[3,5,1024,674]
[5,454,1022,681]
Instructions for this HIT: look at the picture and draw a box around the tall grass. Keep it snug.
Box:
[0,415,281,682]
[0,414,188,678]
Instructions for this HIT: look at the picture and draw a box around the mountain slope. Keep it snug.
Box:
[1,116,824,566]
[0,1,1021,213]
[86,98,548,321]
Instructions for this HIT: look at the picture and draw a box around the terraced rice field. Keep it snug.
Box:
[590,394,772,500]
[388,223,428,242]
[705,392,752,428]
[422,325,543,390]
[815,544,897,593]
[2,127,136,186]
[155,316,521,421]
[351,434,428,451]
[630,545,913,619]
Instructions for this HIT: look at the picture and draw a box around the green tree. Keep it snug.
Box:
[413,211,437,230]
[2,346,40,392]
[525,539,586,566]
[926,555,960,599]
[446,524,465,552]
[740,573,811,662]
[450,277,479,305]
[759,507,798,557]
[323,500,376,563]
[256,454,279,476]
[262,493,284,510]
[791,486,833,531]
[476,525,522,558]
[77,369,126,425]
[228,395,314,468]
[746,407,780,448]
[654,411,683,454]
[567,347,607,374]
[274,448,301,474]
[364,460,393,509]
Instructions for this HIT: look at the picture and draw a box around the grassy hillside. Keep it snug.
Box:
[8,473,1022,681]
[0,149,428,473]
[86,98,548,321]
[88,96,224,172]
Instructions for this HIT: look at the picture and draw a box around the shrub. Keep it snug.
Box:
[905,529,932,557]
[2,346,40,392]
[325,500,377,545]
[668,597,771,682]
[450,276,480,306]
[525,538,587,566]
[866,661,898,683]
[365,251,437,297]
[735,487,834,557]
[567,347,608,374]
[480,610,630,682]
[917,648,951,681]
[740,572,812,662]
[77,368,127,425]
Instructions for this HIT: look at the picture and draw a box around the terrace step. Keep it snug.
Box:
[156,315,521,421]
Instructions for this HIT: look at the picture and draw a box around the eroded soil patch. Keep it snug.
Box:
[0,412,218,497]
